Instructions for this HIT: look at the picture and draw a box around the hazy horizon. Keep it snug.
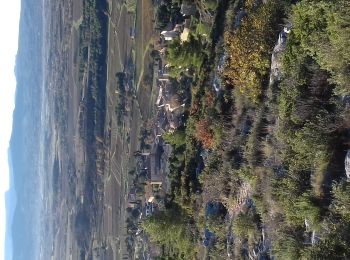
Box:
[0,1,21,260]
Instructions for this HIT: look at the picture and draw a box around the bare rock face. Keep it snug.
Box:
[269,27,291,85]
[345,150,350,180]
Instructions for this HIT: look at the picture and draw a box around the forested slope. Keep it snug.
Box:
[142,0,350,258]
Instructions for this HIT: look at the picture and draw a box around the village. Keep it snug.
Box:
[121,0,204,257]
[130,0,197,216]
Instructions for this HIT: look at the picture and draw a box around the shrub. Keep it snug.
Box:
[194,119,214,149]
[224,0,280,101]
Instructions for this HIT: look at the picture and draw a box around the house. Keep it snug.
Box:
[128,188,138,203]
[159,47,167,56]
[158,76,170,82]
[184,18,191,28]
[156,108,169,132]
[180,27,190,42]
[161,30,179,41]
[168,112,182,130]
[155,85,163,106]
[159,63,172,78]
[173,23,184,32]
[156,81,185,132]
[149,145,163,187]
[180,19,191,42]
[159,94,184,112]
[144,182,154,205]
[127,202,139,209]
[154,126,163,139]
[180,1,197,16]
[143,144,164,188]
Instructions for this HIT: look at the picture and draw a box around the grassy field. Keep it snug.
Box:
[134,0,158,120]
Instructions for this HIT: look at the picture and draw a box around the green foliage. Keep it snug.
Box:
[155,1,183,30]
[273,177,322,227]
[294,193,322,228]
[115,72,127,126]
[332,182,350,222]
[269,1,350,252]
[125,0,136,13]
[301,224,350,259]
[212,123,223,148]
[232,212,259,239]
[196,22,211,37]
[244,108,264,167]
[289,0,350,94]
[272,229,302,260]
[298,182,350,258]
[156,4,171,29]
[143,205,196,259]
[203,0,218,11]
[163,129,186,149]
[167,34,206,77]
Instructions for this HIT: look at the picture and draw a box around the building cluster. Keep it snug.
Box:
[160,1,196,42]
[154,2,199,134]
[125,1,199,220]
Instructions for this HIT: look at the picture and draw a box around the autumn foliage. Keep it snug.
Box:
[223,1,279,101]
[204,90,215,106]
[195,119,214,149]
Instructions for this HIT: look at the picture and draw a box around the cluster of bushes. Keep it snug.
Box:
[196,0,350,257]
[267,1,350,257]
[115,72,127,126]
[125,0,136,14]
[166,33,208,78]
[287,0,350,95]
[223,0,281,101]
[155,0,183,30]
[142,204,197,259]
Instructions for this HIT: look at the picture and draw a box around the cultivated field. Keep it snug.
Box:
[32,0,157,258]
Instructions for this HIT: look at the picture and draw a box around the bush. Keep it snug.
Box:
[163,129,186,149]
[224,0,280,101]
[143,204,196,259]
[167,34,206,77]
[332,182,350,222]
[125,0,136,13]
[194,119,215,149]
[155,4,171,29]
[232,212,259,239]
[272,230,302,260]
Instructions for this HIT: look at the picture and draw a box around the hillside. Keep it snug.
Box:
[133,0,350,259]
[8,0,44,258]
[7,0,350,259]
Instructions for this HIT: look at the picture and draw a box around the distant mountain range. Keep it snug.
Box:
[6,0,44,259]
[5,149,16,260]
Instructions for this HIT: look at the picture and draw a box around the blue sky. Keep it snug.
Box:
[0,1,20,259]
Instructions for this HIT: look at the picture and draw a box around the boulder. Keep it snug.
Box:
[269,26,291,85]
[345,150,350,179]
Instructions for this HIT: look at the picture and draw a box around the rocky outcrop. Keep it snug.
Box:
[345,150,350,180]
[269,27,291,85]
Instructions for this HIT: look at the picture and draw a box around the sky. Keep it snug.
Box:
[0,1,21,259]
